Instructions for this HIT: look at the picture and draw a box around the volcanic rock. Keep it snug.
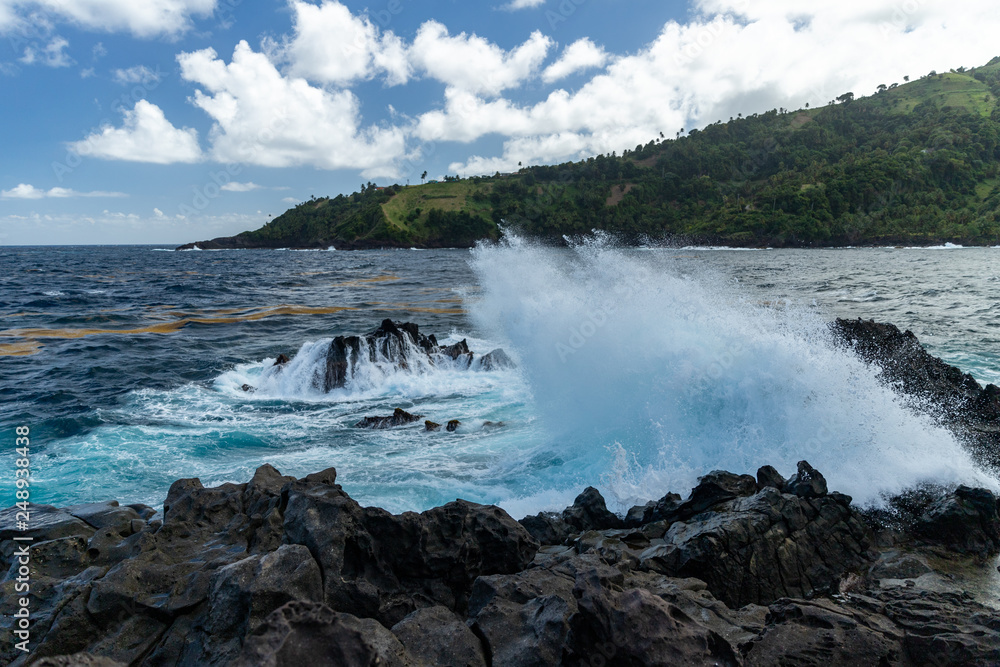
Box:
[832,318,1000,469]
[477,348,516,371]
[354,408,423,429]
[324,320,479,392]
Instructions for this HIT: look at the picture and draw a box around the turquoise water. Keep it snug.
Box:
[1,241,998,515]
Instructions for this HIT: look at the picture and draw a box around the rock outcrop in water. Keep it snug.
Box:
[833,318,1000,470]
[4,460,999,666]
[4,320,1000,665]
[320,319,511,392]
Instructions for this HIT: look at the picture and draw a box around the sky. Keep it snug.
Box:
[0,0,997,245]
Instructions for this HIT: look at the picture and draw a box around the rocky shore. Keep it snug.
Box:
[3,319,1000,666]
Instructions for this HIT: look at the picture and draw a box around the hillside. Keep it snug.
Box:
[179,57,1000,250]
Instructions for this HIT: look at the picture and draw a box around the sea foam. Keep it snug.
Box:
[469,235,997,508]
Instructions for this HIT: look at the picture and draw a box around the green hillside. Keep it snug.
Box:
[180,57,1000,250]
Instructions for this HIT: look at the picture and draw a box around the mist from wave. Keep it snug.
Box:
[469,235,997,509]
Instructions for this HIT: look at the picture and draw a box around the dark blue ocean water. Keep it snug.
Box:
[1,243,999,514]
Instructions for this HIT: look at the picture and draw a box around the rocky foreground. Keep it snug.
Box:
[2,460,999,667]
[2,319,1000,666]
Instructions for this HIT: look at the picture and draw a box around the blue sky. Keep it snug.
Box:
[0,0,997,245]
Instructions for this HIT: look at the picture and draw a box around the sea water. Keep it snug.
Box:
[1,240,998,516]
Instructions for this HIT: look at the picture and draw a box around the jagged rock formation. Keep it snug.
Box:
[321,319,510,392]
[3,460,998,666]
[832,318,1000,470]
[4,319,1000,665]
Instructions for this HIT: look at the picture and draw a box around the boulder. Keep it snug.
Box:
[391,606,487,667]
[520,487,623,545]
[282,478,538,626]
[446,419,461,432]
[232,601,414,667]
[671,470,759,521]
[756,465,785,492]
[832,318,1000,469]
[785,460,828,498]
[639,485,877,607]
[562,487,623,532]
[477,348,516,371]
[324,320,482,392]
[354,408,423,429]
[912,485,1000,558]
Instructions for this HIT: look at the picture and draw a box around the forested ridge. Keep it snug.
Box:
[180,57,1000,249]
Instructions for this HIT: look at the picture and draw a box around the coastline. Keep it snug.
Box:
[3,318,1000,664]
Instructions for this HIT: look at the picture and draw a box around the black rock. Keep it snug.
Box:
[756,465,785,492]
[232,601,413,667]
[391,606,487,667]
[562,487,624,532]
[273,354,290,366]
[354,408,423,429]
[639,484,877,607]
[424,420,440,432]
[446,419,461,432]
[323,320,479,392]
[832,318,1000,469]
[478,348,516,371]
[912,485,1000,558]
[671,470,759,521]
[785,460,828,498]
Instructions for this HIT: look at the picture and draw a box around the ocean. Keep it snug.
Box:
[2,240,999,516]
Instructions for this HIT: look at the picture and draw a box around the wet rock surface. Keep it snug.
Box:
[4,320,1000,665]
[833,317,1000,470]
[323,320,498,392]
[4,460,998,666]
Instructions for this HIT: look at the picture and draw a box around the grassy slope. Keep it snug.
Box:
[380,181,494,239]
[185,57,1000,249]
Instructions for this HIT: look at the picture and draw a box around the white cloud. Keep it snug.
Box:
[446,1,1000,174]
[177,41,407,176]
[113,65,162,85]
[281,197,299,203]
[20,37,72,67]
[283,0,410,86]
[153,207,165,217]
[542,38,608,83]
[409,21,552,96]
[221,181,261,192]
[1,0,217,38]
[1,183,127,198]
[506,0,545,8]
[70,100,203,164]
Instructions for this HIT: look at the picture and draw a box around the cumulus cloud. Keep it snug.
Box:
[1,183,127,198]
[506,0,546,8]
[0,0,217,38]
[177,41,407,176]
[409,21,552,96]
[542,38,608,83]
[447,0,1000,174]
[20,37,72,67]
[70,100,203,164]
[283,0,410,86]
